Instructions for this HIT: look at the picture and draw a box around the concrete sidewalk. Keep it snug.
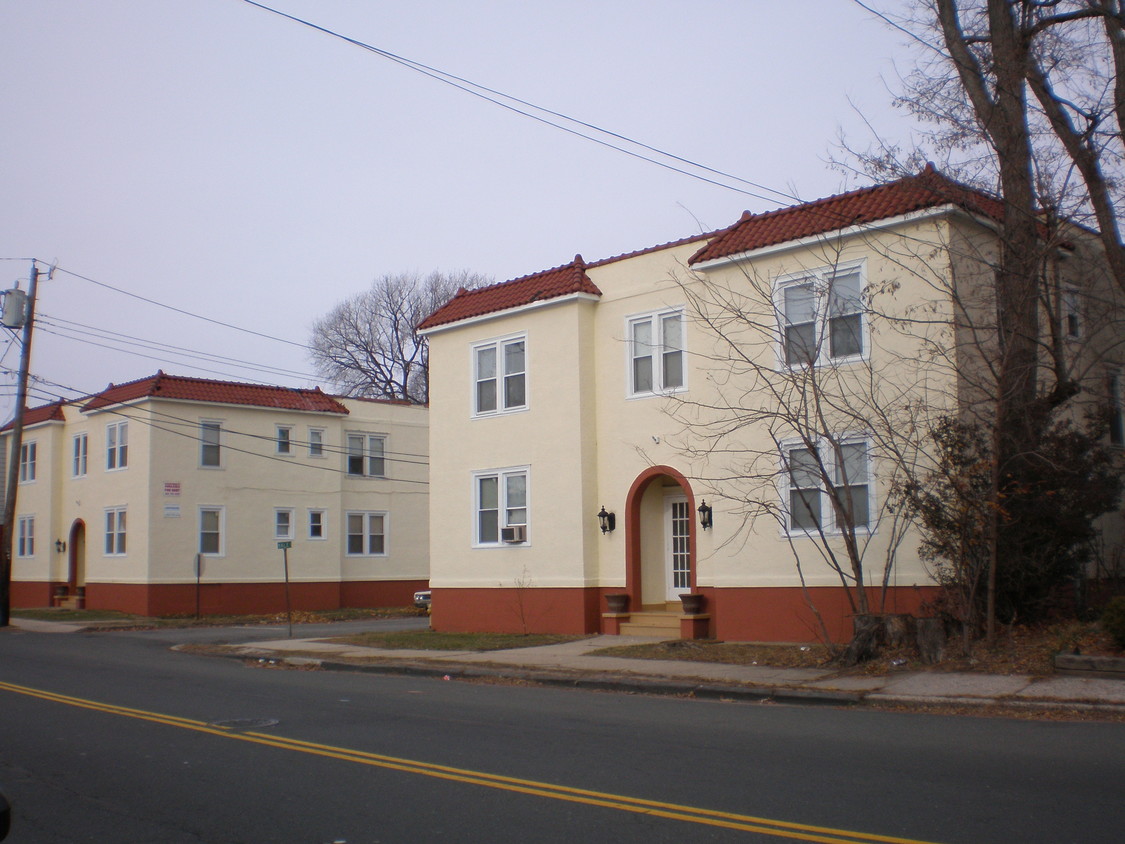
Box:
[216,633,1125,714]
[9,617,1124,713]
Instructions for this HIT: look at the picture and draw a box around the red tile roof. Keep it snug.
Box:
[689,165,1007,265]
[1,401,66,431]
[417,256,603,331]
[81,372,350,414]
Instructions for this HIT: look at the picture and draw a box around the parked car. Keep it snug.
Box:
[413,589,431,610]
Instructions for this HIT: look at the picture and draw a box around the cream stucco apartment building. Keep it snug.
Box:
[418,167,1124,643]
[4,372,428,615]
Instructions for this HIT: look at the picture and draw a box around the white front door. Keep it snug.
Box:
[665,495,691,600]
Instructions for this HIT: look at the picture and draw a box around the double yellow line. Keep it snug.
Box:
[0,680,941,843]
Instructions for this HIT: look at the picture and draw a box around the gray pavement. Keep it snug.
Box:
[10,617,1125,713]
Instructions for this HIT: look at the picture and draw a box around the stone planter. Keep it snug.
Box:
[679,593,706,615]
[605,593,630,614]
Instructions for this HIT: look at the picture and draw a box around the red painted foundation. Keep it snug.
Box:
[12,579,426,617]
[432,584,941,643]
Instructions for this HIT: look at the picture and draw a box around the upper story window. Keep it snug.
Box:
[475,467,529,546]
[276,426,293,455]
[19,441,36,483]
[308,427,325,457]
[72,433,88,477]
[200,421,222,468]
[783,438,871,535]
[629,309,685,396]
[778,264,865,367]
[346,434,386,478]
[106,421,128,470]
[104,507,127,556]
[474,335,526,416]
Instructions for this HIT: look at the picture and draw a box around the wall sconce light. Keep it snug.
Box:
[597,506,616,534]
[697,500,713,530]
[55,539,67,553]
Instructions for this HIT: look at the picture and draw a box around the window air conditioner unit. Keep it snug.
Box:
[500,525,527,543]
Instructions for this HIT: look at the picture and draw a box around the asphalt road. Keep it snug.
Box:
[1,622,1123,843]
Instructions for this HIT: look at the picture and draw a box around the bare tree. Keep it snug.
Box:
[844,0,1125,638]
[310,270,490,404]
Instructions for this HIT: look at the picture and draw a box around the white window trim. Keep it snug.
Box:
[199,420,223,469]
[106,420,128,471]
[307,508,327,540]
[104,507,127,556]
[472,465,530,548]
[307,427,325,458]
[344,510,388,557]
[471,333,529,418]
[274,508,295,541]
[774,259,868,369]
[345,433,387,478]
[778,436,874,537]
[72,433,88,478]
[276,425,293,456]
[16,514,35,558]
[18,441,36,484]
[199,506,225,557]
[625,307,687,399]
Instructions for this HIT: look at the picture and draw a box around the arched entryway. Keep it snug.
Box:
[67,519,86,596]
[624,466,698,610]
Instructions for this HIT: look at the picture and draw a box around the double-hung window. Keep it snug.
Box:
[107,421,128,470]
[18,441,36,483]
[16,515,34,557]
[474,336,526,415]
[308,428,325,457]
[308,509,326,539]
[629,309,684,396]
[274,509,294,541]
[346,511,386,555]
[276,426,293,455]
[475,467,529,545]
[199,507,224,555]
[346,434,385,477]
[105,508,127,555]
[783,439,871,534]
[73,433,88,477]
[200,421,221,467]
[779,264,865,367]
[1063,288,1082,340]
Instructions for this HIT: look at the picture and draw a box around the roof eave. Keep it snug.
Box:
[689,205,966,271]
[418,291,601,336]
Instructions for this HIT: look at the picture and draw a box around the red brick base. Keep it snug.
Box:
[11,579,426,617]
[431,584,941,643]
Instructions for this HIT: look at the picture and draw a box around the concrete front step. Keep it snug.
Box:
[618,610,680,638]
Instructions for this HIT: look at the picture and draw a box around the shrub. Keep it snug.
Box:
[1101,597,1125,650]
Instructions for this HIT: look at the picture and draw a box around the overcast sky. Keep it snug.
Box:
[0,0,919,417]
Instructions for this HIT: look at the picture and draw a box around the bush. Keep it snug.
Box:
[1101,597,1125,650]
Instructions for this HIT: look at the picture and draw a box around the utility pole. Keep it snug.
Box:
[1,260,41,627]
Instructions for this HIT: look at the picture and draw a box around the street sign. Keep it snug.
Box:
[277,541,292,549]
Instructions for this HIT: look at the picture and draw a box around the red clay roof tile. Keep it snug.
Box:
[417,256,603,331]
[1,401,66,431]
[689,166,1006,265]
[80,372,350,414]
